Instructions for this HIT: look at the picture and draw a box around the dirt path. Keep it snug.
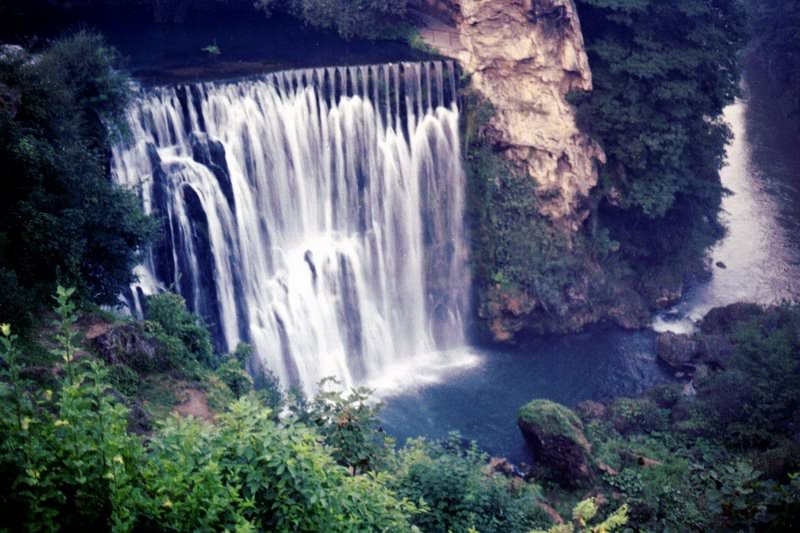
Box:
[173,388,215,422]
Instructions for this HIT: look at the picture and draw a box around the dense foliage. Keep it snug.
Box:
[0,33,154,327]
[279,0,409,39]
[747,0,800,128]
[391,436,550,532]
[0,288,560,531]
[0,0,410,39]
[570,0,746,284]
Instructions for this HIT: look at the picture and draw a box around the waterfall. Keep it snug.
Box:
[112,61,469,393]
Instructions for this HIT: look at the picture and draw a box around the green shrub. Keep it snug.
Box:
[0,288,414,531]
[145,292,214,368]
[304,378,389,475]
[608,397,668,434]
[692,304,800,447]
[392,435,550,533]
[0,33,154,326]
[532,497,628,533]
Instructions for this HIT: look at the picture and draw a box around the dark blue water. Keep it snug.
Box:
[380,328,670,463]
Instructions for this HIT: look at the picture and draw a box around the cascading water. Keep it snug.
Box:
[112,61,471,393]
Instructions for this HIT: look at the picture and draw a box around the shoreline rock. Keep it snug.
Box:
[517,399,594,487]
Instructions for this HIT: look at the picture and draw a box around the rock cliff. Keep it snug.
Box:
[422,0,603,225]
[420,0,625,341]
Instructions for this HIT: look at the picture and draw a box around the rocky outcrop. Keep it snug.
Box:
[518,399,594,487]
[656,332,699,370]
[92,323,168,372]
[432,0,604,225]
[418,1,635,341]
[655,325,737,377]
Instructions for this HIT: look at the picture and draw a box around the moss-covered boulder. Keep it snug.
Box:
[517,399,594,487]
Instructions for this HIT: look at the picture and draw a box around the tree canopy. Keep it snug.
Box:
[0,32,154,326]
[747,0,800,128]
[571,0,746,276]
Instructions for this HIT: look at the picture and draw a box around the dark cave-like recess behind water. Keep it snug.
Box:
[0,5,432,83]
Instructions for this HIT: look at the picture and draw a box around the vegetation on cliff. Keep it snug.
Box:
[0,0,410,39]
[0,33,154,328]
[462,92,599,339]
[747,0,800,129]
[569,0,746,294]
[462,0,748,339]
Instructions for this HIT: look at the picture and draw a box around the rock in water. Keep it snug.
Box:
[655,332,699,370]
[517,399,594,487]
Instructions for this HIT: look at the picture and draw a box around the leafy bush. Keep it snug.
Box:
[532,497,628,533]
[216,343,254,399]
[0,288,415,531]
[145,292,215,369]
[304,378,389,475]
[686,304,800,448]
[608,397,668,435]
[391,435,550,533]
[0,288,144,531]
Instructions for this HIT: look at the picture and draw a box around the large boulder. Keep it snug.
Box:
[655,332,699,370]
[517,399,594,487]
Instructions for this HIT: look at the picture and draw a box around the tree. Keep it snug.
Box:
[0,32,154,326]
[570,0,746,278]
[747,0,800,128]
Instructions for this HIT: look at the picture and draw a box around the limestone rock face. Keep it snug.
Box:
[450,0,604,223]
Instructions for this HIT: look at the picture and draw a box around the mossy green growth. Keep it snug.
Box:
[519,399,584,440]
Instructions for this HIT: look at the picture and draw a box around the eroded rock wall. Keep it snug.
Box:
[448,0,604,225]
